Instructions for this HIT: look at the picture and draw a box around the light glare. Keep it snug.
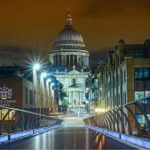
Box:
[47,79,51,83]
[33,63,40,70]
[41,72,47,78]
[95,108,106,113]
[51,83,55,86]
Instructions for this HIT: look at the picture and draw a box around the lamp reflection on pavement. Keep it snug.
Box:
[0,126,137,150]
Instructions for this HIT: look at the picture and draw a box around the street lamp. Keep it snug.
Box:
[32,63,41,112]
[85,87,91,114]
[51,82,55,87]
[33,63,41,70]
[47,79,51,83]
[41,72,47,78]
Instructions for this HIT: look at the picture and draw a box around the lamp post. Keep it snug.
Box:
[85,87,91,114]
[41,72,47,79]
[51,80,61,113]
[33,63,41,113]
[33,63,40,71]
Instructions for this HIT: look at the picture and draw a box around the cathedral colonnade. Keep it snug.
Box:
[51,53,89,67]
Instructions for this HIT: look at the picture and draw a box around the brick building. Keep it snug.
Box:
[0,65,55,116]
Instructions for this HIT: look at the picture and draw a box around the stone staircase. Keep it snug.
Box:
[63,107,93,125]
[64,116,84,125]
[65,107,87,117]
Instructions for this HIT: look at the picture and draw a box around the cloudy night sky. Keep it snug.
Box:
[0,0,150,66]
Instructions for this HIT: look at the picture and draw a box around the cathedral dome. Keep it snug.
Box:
[49,10,89,70]
[54,27,84,44]
[53,10,85,49]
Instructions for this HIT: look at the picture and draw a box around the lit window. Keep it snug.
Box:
[135,91,144,100]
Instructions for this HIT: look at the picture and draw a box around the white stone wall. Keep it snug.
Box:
[55,70,88,107]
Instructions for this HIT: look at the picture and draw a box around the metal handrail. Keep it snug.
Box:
[83,96,150,139]
[0,105,63,135]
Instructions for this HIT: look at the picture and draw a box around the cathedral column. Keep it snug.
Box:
[61,55,63,65]
[87,57,89,66]
[72,91,74,107]
[55,56,56,66]
[67,55,70,66]
[69,55,71,66]
[67,55,69,66]
[69,91,71,102]
[70,91,72,104]
[52,56,54,65]
[85,57,86,66]
[53,56,55,65]
[58,55,59,66]
[55,56,57,66]
[57,55,59,66]
[75,55,77,65]
[59,55,60,66]
[68,92,70,103]
[57,56,59,66]
[73,55,75,66]
[64,55,66,65]
[86,57,88,67]
[59,55,62,66]
[80,92,82,105]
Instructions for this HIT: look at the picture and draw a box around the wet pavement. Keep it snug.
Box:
[0,125,138,150]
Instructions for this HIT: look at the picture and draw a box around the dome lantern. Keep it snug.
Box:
[65,9,72,27]
[53,10,85,49]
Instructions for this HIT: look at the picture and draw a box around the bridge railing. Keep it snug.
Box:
[83,96,150,139]
[0,105,63,135]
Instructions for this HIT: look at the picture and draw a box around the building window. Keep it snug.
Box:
[133,53,143,58]
[72,78,76,85]
[25,88,28,105]
[145,91,150,97]
[29,90,33,105]
[135,91,144,100]
[134,68,150,80]
[134,67,150,100]
[145,81,150,90]
[134,81,144,91]
[136,115,145,127]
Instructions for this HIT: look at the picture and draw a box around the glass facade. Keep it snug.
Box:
[134,67,150,100]
[136,115,145,127]
[134,67,150,128]
[0,109,15,120]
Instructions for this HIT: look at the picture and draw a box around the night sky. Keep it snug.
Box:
[0,0,150,66]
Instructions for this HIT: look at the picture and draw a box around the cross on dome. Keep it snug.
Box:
[65,9,72,27]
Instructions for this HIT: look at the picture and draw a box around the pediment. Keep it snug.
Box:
[65,70,84,76]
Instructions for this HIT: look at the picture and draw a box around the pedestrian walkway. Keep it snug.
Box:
[0,112,146,150]
[0,125,140,150]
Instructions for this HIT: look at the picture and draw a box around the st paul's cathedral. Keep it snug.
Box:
[49,10,90,108]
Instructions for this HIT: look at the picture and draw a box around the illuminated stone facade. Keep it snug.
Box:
[49,11,90,108]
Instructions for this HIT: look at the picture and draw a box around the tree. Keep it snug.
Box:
[59,82,69,107]
[59,90,68,112]
[60,91,67,100]
[61,99,69,106]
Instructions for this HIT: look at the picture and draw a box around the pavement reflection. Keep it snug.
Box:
[0,125,137,150]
